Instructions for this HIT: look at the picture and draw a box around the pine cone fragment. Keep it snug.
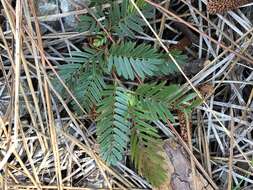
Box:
[207,0,252,14]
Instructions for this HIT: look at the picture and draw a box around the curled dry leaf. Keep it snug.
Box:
[155,139,214,190]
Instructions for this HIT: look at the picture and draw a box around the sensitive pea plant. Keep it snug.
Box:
[53,0,200,187]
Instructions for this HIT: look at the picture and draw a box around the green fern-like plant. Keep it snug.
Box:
[130,99,167,187]
[130,126,166,187]
[52,0,202,187]
[94,82,199,186]
[53,49,196,187]
[53,48,106,113]
[78,0,153,38]
[96,85,131,165]
[108,42,164,80]
[108,42,187,80]
[71,68,105,112]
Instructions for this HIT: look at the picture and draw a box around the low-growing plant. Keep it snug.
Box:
[53,0,201,187]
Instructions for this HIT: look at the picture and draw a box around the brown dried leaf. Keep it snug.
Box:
[155,139,214,190]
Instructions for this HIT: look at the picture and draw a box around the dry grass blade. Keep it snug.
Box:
[13,0,22,153]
